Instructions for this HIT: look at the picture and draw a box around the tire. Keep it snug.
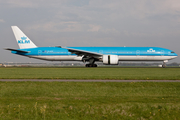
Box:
[93,64,97,67]
[162,64,166,68]
[86,64,97,67]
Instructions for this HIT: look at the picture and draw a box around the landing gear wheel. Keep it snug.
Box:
[162,64,166,68]
[93,64,97,67]
[85,64,98,67]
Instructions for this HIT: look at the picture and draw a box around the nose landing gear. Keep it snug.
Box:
[162,60,168,68]
[162,63,166,68]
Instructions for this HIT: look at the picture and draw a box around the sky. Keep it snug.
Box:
[0,0,180,63]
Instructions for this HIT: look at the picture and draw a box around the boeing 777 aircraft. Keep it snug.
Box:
[5,26,177,67]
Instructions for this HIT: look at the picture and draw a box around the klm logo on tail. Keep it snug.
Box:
[18,36,30,44]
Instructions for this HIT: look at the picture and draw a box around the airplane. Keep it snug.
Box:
[5,26,178,67]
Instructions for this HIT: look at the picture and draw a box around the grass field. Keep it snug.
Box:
[0,67,180,80]
[1,68,180,119]
[0,82,179,119]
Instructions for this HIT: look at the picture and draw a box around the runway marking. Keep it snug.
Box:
[0,79,180,82]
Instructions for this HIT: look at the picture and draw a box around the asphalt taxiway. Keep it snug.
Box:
[0,79,180,82]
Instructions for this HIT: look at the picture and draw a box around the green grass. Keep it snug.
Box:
[0,67,180,80]
[0,82,179,119]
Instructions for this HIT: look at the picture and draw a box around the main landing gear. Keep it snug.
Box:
[85,58,98,67]
[85,64,98,67]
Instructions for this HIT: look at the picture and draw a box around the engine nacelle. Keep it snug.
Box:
[103,55,119,65]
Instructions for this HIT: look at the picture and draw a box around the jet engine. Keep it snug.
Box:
[103,55,119,65]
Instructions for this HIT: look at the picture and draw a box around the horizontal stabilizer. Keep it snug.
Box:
[4,48,29,53]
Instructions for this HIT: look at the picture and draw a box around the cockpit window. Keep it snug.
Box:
[171,51,175,53]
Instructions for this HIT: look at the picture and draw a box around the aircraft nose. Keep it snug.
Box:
[175,53,178,57]
[173,53,178,59]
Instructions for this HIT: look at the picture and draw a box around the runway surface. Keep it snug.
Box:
[0,79,180,82]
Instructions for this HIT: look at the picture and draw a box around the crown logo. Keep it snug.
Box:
[21,36,27,40]
[147,48,155,52]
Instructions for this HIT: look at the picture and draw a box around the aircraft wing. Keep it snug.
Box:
[4,48,29,53]
[61,47,103,57]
